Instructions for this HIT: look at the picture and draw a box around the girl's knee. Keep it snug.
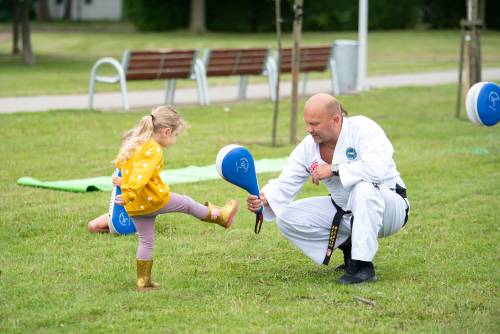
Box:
[87,221,96,232]
[87,214,109,233]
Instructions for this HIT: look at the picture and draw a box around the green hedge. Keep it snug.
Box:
[1,0,497,31]
[81,0,500,32]
[123,0,189,31]
[124,0,423,32]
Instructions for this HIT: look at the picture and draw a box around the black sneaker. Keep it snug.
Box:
[337,260,378,284]
[334,238,351,272]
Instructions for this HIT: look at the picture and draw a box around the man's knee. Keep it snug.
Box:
[351,181,377,197]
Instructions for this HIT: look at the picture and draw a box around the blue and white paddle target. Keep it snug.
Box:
[216,145,264,233]
[466,81,500,127]
[108,169,136,235]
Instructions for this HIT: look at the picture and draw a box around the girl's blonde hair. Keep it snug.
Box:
[114,105,187,164]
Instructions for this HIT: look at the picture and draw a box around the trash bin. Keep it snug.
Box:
[331,40,358,95]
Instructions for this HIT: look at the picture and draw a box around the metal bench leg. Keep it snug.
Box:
[194,75,204,105]
[330,59,340,96]
[194,60,209,105]
[165,79,176,105]
[88,76,96,110]
[120,76,129,111]
[301,73,308,96]
[196,59,210,105]
[266,57,277,101]
[201,73,210,105]
[88,56,128,111]
[238,75,249,100]
[268,72,276,101]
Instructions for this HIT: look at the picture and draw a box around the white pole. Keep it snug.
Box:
[357,0,368,91]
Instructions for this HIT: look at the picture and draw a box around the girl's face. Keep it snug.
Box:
[156,127,177,148]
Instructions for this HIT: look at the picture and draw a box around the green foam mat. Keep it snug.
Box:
[17,157,287,193]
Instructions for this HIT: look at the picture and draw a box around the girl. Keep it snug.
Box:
[114,105,238,291]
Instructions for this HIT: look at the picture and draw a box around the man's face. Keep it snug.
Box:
[303,106,339,144]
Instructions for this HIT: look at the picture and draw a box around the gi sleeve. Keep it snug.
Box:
[338,121,394,188]
[261,142,310,220]
[121,143,163,204]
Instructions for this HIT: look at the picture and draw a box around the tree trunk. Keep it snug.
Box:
[22,0,34,65]
[189,0,206,33]
[37,0,51,22]
[63,0,72,20]
[290,0,303,145]
[12,0,20,55]
[466,0,481,87]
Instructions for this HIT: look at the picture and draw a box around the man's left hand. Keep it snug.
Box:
[311,164,333,185]
[114,194,124,206]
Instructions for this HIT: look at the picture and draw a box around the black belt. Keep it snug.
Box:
[395,183,409,226]
[322,198,351,265]
[322,184,409,266]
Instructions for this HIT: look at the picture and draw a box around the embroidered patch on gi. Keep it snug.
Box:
[309,161,318,172]
[346,147,357,160]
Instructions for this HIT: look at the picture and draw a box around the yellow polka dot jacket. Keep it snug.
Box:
[117,140,171,216]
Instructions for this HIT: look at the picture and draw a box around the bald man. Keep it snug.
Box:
[247,93,409,284]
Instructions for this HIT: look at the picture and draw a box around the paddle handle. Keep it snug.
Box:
[255,212,263,234]
[254,196,264,234]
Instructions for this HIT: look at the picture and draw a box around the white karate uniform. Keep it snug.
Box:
[261,115,410,264]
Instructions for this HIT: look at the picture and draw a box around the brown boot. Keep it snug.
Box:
[136,259,160,291]
[202,199,238,228]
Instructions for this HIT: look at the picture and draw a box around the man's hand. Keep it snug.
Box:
[114,194,124,206]
[112,176,122,187]
[311,164,334,185]
[247,192,268,213]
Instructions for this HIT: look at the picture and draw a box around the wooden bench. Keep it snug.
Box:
[271,45,337,95]
[88,49,204,111]
[197,48,275,103]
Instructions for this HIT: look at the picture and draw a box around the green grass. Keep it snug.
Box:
[0,24,499,96]
[1,85,499,333]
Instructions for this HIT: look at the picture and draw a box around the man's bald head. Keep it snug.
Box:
[303,93,345,146]
[304,93,345,117]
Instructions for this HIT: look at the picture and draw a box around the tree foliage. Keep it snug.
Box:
[123,0,189,31]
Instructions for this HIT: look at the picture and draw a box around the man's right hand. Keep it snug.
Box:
[247,192,268,213]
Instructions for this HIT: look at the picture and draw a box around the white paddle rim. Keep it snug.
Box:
[216,144,244,179]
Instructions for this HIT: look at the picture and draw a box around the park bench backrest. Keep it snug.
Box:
[279,46,332,73]
[124,50,197,81]
[205,48,269,77]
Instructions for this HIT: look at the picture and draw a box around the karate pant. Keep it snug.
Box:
[275,181,409,264]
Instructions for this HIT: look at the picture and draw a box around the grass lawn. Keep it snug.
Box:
[1,84,499,333]
[0,24,499,97]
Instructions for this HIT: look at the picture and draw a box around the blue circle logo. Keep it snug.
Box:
[119,212,129,226]
[346,147,357,160]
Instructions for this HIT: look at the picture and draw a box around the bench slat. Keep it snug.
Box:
[205,48,268,77]
[278,46,331,73]
[125,49,196,80]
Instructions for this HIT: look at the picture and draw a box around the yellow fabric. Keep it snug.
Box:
[118,140,170,216]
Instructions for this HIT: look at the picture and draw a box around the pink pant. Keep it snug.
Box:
[131,192,208,260]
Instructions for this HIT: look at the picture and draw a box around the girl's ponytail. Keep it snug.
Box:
[114,115,155,164]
